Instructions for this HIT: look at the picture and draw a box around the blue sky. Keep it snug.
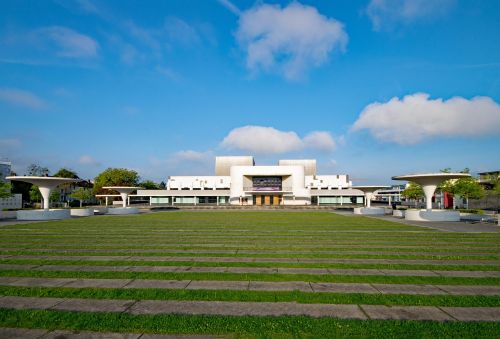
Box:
[0,0,499,184]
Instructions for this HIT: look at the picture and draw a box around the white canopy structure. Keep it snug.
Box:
[392,173,470,221]
[352,185,390,215]
[6,176,82,220]
[102,186,142,214]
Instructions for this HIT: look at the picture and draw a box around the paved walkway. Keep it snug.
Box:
[367,214,500,233]
[1,296,499,321]
[0,327,215,338]
[1,263,499,278]
[2,254,499,266]
[1,277,499,295]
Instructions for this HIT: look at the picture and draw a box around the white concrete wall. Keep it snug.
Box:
[305,175,351,190]
[167,176,231,190]
[0,194,22,210]
[229,165,310,205]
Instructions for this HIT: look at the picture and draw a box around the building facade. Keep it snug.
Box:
[135,156,364,206]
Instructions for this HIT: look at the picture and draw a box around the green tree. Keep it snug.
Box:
[453,177,485,209]
[139,180,159,189]
[26,164,49,176]
[70,187,94,208]
[0,181,12,198]
[29,186,60,205]
[93,168,140,194]
[53,168,79,179]
[401,182,424,208]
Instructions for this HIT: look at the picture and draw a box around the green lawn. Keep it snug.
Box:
[0,211,499,338]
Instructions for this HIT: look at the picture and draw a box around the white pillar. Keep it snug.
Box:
[105,196,108,206]
[365,192,374,208]
[38,186,51,210]
[388,195,392,205]
[120,192,128,207]
[149,196,152,206]
[340,196,343,206]
[422,184,437,211]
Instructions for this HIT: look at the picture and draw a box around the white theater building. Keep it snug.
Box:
[135,156,364,206]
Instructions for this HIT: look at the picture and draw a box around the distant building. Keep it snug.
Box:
[135,156,364,206]
[0,161,11,182]
[478,170,500,190]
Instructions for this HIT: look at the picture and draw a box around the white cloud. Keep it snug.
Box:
[0,88,47,109]
[217,0,241,16]
[235,2,347,80]
[38,26,99,58]
[366,0,455,31]
[303,131,336,152]
[221,126,336,154]
[351,93,500,144]
[164,17,201,46]
[78,155,101,166]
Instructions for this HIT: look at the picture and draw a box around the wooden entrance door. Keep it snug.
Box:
[264,196,271,205]
[273,195,280,205]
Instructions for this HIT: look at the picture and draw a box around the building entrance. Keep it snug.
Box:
[253,195,281,206]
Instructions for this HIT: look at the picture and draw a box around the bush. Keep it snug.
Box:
[458,208,484,215]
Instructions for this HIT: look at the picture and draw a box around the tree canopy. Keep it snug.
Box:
[70,187,94,207]
[453,177,485,200]
[402,182,424,200]
[0,181,12,198]
[93,168,140,194]
[26,164,49,176]
[139,180,159,189]
[53,168,79,179]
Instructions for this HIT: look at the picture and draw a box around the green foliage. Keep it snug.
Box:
[139,180,159,189]
[93,168,140,194]
[29,186,60,203]
[401,182,424,200]
[70,188,94,207]
[453,177,485,200]
[53,168,79,179]
[26,164,49,176]
[0,181,12,198]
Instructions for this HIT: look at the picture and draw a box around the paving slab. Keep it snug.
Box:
[277,268,330,275]
[0,327,48,339]
[248,281,312,292]
[438,285,500,295]
[129,300,366,319]
[435,270,500,278]
[63,278,132,288]
[378,269,440,277]
[310,282,378,294]
[225,267,278,274]
[0,296,63,310]
[371,284,447,295]
[51,298,135,313]
[127,266,182,273]
[5,277,76,287]
[327,268,386,276]
[183,267,228,273]
[140,334,217,339]
[186,280,249,290]
[125,279,191,289]
[41,329,141,338]
[361,305,453,321]
[0,264,39,270]
[441,307,500,321]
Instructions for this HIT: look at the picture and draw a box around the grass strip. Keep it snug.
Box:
[1,269,499,285]
[2,250,500,261]
[2,258,500,272]
[0,308,499,338]
[1,285,499,307]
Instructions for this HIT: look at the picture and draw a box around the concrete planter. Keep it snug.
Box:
[353,207,386,215]
[107,207,140,215]
[393,210,405,218]
[70,208,94,217]
[0,210,17,219]
[17,209,71,221]
[405,209,460,222]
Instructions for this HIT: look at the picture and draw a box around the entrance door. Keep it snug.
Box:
[264,195,271,205]
[273,195,280,205]
[254,195,262,206]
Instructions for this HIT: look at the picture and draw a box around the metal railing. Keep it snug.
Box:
[243,187,292,192]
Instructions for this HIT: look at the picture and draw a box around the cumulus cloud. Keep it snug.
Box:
[78,155,101,166]
[217,0,241,16]
[351,93,500,144]
[37,26,99,58]
[221,126,336,154]
[0,88,47,109]
[235,2,347,80]
[366,0,455,30]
